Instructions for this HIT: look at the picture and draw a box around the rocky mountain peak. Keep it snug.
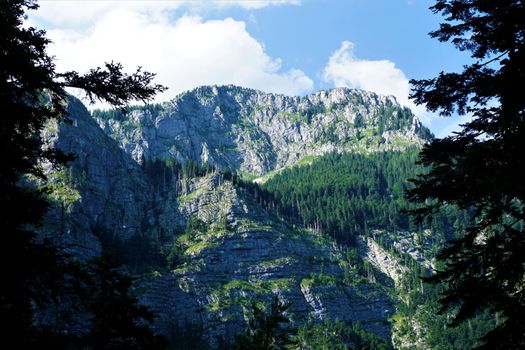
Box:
[94,85,432,176]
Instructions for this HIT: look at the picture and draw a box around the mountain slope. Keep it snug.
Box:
[141,172,394,347]
[41,97,163,259]
[38,86,434,348]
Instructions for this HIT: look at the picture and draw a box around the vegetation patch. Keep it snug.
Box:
[267,277,296,291]
[261,149,426,245]
[236,219,275,233]
[178,185,207,204]
[393,138,414,148]
[235,118,257,131]
[167,216,222,267]
[258,257,296,267]
[294,154,318,167]
[42,168,82,214]
[121,120,142,128]
[300,273,338,290]
[184,241,214,256]
[238,171,258,182]
[208,277,296,313]
[293,319,393,350]
[282,111,309,124]
[252,104,272,113]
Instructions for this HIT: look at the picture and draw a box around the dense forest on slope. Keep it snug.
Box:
[262,150,419,242]
[254,151,495,349]
[393,277,495,350]
[258,149,470,246]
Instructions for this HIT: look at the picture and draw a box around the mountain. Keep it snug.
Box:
[39,86,434,348]
[93,85,431,176]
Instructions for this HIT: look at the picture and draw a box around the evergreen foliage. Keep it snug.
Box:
[166,320,211,350]
[408,1,525,348]
[80,256,166,350]
[92,228,165,274]
[233,298,293,350]
[233,299,392,350]
[395,280,494,350]
[142,157,217,196]
[260,150,426,244]
[0,0,165,346]
[291,319,392,350]
[92,103,163,122]
[234,148,471,251]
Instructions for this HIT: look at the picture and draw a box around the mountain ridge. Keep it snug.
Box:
[93,85,432,176]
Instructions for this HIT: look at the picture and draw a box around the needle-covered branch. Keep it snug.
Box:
[1,0,167,347]
[408,1,525,349]
[59,62,167,107]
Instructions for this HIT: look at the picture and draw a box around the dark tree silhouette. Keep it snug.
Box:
[80,256,166,350]
[408,1,525,349]
[0,0,165,347]
[233,298,293,350]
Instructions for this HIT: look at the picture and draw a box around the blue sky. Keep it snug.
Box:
[31,0,471,137]
[237,0,466,78]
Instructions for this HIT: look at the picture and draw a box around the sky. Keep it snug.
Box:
[29,0,473,137]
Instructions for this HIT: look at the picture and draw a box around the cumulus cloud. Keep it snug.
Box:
[323,41,411,106]
[214,0,301,9]
[323,41,433,125]
[44,8,312,107]
[34,0,300,28]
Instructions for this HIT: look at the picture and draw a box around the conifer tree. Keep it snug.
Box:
[408,1,525,348]
[0,0,165,346]
[81,256,166,350]
[233,298,293,350]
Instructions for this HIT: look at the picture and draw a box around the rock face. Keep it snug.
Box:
[41,98,153,258]
[360,236,409,289]
[39,86,433,347]
[41,97,187,259]
[95,85,431,176]
[140,173,395,347]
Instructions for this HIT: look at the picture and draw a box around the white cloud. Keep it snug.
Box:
[34,0,299,29]
[323,41,434,126]
[44,9,313,107]
[323,41,410,106]
[213,0,301,9]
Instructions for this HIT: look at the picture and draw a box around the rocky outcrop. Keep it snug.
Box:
[140,172,395,347]
[95,85,432,176]
[40,97,181,259]
[359,228,435,288]
[360,236,409,288]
